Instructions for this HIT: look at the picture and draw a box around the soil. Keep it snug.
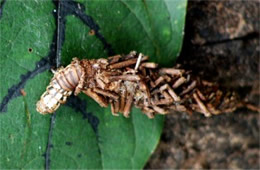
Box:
[145,1,259,169]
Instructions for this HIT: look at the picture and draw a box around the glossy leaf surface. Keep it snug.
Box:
[0,0,187,169]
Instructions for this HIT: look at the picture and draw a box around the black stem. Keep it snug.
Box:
[0,0,6,19]
[44,112,56,170]
[56,0,63,67]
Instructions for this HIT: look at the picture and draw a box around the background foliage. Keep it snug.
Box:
[0,0,187,169]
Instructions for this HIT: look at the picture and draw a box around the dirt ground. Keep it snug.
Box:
[145,1,259,169]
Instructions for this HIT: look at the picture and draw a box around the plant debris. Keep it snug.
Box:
[36,51,259,118]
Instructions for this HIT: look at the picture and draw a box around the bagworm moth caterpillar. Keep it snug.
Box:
[37,51,242,118]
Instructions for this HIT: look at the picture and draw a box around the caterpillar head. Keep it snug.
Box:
[36,58,84,114]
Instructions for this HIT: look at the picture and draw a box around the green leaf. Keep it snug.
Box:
[0,0,187,169]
